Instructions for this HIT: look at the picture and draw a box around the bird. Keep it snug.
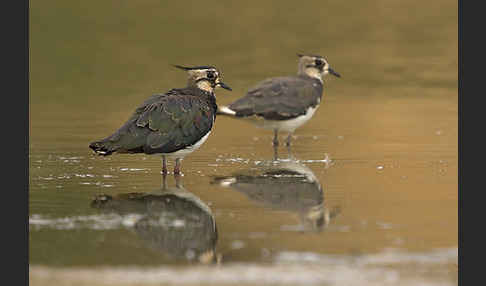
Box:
[211,157,340,232]
[217,53,340,147]
[89,65,232,175]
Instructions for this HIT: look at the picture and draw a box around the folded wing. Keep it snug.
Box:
[89,91,214,155]
[228,76,322,120]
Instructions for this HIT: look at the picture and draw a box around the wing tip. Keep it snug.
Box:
[89,141,114,156]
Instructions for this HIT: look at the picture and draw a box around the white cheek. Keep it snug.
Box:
[305,68,323,82]
[196,81,213,92]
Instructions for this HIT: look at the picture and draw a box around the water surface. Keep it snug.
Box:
[30,0,458,285]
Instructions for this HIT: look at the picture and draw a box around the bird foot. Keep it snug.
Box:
[160,170,184,176]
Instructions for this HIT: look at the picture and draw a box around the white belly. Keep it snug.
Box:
[255,105,319,132]
[160,131,212,158]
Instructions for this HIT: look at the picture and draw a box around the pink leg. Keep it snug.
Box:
[285,133,292,146]
[174,158,182,175]
[162,156,168,175]
[273,129,279,146]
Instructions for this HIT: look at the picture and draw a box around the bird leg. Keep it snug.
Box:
[174,172,182,188]
[272,129,279,146]
[161,172,168,190]
[273,144,279,161]
[174,158,182,175]
[285,133,292,147]
[285,134,294,159]
[286,145,295,161]
[162,156,168,175]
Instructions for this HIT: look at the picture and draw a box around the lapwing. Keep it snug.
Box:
[89,65,232,175]
[217,54,340,147]
[92,175,218,264]
[211,158,339,232]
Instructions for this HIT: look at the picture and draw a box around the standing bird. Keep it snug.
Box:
[89,65,232,175]
[217,54,340,147]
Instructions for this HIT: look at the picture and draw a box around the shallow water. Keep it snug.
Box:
[30,0,457,285]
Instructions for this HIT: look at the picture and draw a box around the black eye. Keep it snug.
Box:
[207,71,215,79]
[315,59,323,66]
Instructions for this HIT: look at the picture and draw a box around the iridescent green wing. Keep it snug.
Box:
[93,91,214,155]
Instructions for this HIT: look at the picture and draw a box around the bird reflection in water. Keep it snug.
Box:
[212,153,339,232]
[91,174,219,264]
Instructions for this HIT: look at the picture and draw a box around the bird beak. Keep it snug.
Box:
[217,81,232,91]
[328,68,341,78]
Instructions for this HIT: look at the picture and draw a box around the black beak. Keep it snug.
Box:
[328,68,341,78]
[217,82,232,91]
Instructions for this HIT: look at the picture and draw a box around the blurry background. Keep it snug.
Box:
[30,0,457,106]
[30,0,457,285]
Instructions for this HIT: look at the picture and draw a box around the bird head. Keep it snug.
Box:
[297,54,341,81]
[173,65,232,93]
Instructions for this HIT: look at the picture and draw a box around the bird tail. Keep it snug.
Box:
[89,139,117,156]
[216,106,237,116]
